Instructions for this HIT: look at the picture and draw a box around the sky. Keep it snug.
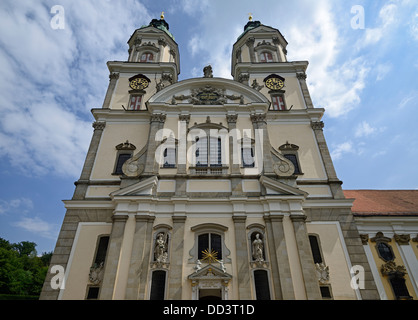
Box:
[0,0,417,254]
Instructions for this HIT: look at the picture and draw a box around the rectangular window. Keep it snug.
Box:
[271,95,286,111]
[320,286,332,299]
[86,287,100,300]
[197,233,222,260]
[242,147,255,167]
[260,52,273,63]
[94,236,110,265]
[150,271,166,300]
[114,153,132,175]
[140,52,153,62]
[163,147,176,168]
[209,137,222,167]
[284,154,301,174]
[309,235,323,264]
[254,270,271,300]
[129,95,143,110]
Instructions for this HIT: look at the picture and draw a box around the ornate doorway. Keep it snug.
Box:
[188,264,232,300]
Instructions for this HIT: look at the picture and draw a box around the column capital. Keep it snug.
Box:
[92,121,106,131]
[311,121,324,131]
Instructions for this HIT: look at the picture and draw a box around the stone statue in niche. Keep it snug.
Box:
[154,232,168,263]
[252,233,264,262]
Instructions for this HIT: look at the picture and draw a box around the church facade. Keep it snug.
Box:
[40,17,382,300]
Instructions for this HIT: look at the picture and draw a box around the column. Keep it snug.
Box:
[291,215,322,300]
[100,214,128,300]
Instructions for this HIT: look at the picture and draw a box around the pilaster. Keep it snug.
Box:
[264,215,295,299]
[168,215,187,299]
[73,121,106,200]
[232,214,251,299]
[125,215,155,300]
[290,215,322,300]
[100,214,129,300]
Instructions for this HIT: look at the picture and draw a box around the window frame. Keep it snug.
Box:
[270,93,287,111]
[140,52,154,62]
[279,142,303,175]
[253,269,272,300]
[149,270,167,300]
[112,141,136,175]
[188,223,231,264]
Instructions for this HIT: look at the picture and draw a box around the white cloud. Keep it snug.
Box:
[331,141,354,160]
[13,217,59,240]
[0,198,34,215]
[354,121,386,138]
[355,2,400,50]
[0,0,151,178]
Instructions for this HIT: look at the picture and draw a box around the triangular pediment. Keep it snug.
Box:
[110,176,158,197]
[259,176,308,197]
[188,264,232,281]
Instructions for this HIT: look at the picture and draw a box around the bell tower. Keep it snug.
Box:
[232,16,288,81]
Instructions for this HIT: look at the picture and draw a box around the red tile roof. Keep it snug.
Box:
[343,190,418,216]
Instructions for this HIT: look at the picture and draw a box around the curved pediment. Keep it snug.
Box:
[148,77,269,106]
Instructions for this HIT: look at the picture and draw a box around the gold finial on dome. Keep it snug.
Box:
[248,13,253,21]
[161,11,165,19]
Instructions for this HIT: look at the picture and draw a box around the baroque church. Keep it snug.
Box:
[40,15,418,300]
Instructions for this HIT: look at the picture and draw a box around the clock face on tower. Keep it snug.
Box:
[264,74,285,90]
[129,74,150,90]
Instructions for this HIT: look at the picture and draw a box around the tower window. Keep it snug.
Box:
[129,95,144,110]
[260,52,274,63]
[284,154,301,174]
[279,142,303,175]
[140,52,154,62]
[270,95,286,111]
[114,153,132,175]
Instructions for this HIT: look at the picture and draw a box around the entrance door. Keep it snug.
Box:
[199,289,222,300]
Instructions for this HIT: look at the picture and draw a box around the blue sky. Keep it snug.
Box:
[0,0,417,254]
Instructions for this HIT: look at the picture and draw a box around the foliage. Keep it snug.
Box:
[0,237,51,297]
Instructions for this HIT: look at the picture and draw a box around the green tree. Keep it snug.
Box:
[0,237,51,298]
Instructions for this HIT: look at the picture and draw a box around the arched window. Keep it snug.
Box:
[189,223,231,263]
[198,233,222,260]
[140,52,154,62]
[260,51,274,63]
